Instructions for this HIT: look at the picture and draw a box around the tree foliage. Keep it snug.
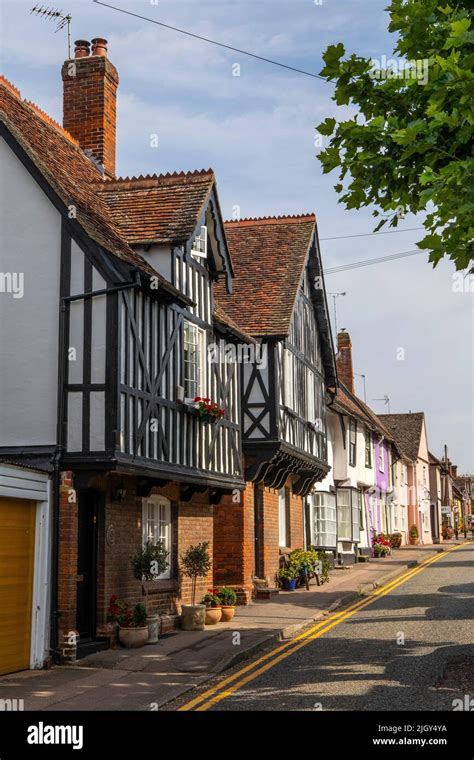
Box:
[317,1,473,270]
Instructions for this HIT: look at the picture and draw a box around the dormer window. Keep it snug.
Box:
[191,225,207,261]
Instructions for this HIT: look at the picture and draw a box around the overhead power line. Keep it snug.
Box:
[92,1,327,80]
[324,249,424,274]
[320,226,424,241]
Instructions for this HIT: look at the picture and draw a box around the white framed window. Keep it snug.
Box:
[358,489,365,534]
[337,488,352,540]
[191,225,207,260]
[306,367,315,422]
[278,487,287,547]
[400,506,406,530]
[365,427,372,468]
[142,496,172,579]
[349,419,357,466]
[284,348,295,411]
[379,443,385,473]
[311,491,337,548]
[184,320,206,399]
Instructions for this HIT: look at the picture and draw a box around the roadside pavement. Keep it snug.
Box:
[0,542,461,711]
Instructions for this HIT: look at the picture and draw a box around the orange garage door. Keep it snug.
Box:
[0,498,36,676]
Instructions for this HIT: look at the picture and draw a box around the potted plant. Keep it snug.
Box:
[218,586,237,621]
[278,561,300,591]
[409,524,419,545]
[201,589,222,624]
[193,397,225,423]
[389,532,402,549]
[373,533,391,556]
[180,542,212,630]
[442,525,453,540]
[316,550,331,584]
[131,541,169,644]
[109,596,149,648]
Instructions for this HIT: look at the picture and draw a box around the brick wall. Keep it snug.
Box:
[261,486,280,584]
[57,471,79,660]
[213,479,307,591]
[289,489,305,549]
[61,55,118,176]
[213,482,255,593]
[178,494,214,605]
[336,330,354,393]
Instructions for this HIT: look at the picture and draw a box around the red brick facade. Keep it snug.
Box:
[56,472,216,660]
[213,477,306,598]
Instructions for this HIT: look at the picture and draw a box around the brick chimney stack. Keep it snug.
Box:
[61,38,118,176]
[451,464,458,478]
[336,330,355,393]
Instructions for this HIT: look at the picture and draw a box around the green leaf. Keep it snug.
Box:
[317,118,336,136]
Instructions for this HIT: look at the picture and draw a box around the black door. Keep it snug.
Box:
[76,491,99,641]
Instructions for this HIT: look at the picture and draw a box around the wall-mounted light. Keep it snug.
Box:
[111,483,126,502]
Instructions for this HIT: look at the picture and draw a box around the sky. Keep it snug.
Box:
[1,0,473,472]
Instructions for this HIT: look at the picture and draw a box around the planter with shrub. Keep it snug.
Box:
[389,532,402,549]
[218,586,237,621]
[409,524,419,545]
[442,525,453,540]
[278,562,300,591]
[373,533,391,557]
[201,589,222,624]
[180,542,211,630]
[131,541,169,644]
[109,596,149,648]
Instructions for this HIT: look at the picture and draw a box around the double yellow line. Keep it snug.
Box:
[179,543,466,711]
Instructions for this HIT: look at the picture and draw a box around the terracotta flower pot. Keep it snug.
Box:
[118,626,149,648]
[221,605,235,622]
[205,606,222,625]
[181,604,206,631]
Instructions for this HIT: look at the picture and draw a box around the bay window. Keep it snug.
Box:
[337,488,352,540]
[311,491,337,548]
[337,488,361,543]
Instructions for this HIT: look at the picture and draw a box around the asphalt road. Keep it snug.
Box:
[184,542,474,711]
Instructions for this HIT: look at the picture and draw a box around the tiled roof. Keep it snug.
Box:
[96,170,215,244]
[333,385,373,426]
[213,305,255,345]
[0,77,191,303]
[215,215,316,336]
[379,412,425,461]
[333,383,401,455]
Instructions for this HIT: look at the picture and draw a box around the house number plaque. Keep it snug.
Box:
[106,525,115,547]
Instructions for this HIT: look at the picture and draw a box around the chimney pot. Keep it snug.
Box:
[74,40,90,58]
[91,37,108,57]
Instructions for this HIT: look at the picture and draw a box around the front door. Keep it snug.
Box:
[76,491,99,641]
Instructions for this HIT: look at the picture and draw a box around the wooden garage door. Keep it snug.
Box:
[0,498,36,676]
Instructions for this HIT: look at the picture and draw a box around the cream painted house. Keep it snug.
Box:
[380,413,434,545]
